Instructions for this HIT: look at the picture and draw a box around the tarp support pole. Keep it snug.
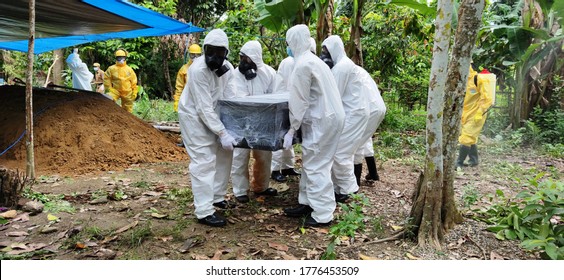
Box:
[25,0,36,179]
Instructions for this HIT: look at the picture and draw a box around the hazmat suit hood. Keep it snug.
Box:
[322,35,346,64]
[240,40,264,69]
[309,37,316,54]
[203,29,230,54]
[286,25,312,59]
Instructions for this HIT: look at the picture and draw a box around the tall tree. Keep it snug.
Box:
[25,0,35,179]
[347,0,365,65]
[408,0,485,248]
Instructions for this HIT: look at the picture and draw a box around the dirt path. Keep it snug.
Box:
[2,148,560,260]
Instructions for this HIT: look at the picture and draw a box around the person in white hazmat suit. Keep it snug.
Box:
[270,37,316,182]
[230,40,279,203]
[352,67,386,186]
[66,48,93,91]
[178,29,237,227]
[282,25,345,227]
[321,35,369,203]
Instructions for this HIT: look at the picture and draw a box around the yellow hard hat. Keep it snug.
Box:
[115,49,127,57]
[93,62,100,67]
[188,44,202,54]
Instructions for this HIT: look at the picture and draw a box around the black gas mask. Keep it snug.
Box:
[204,45,230,77]
[238,54,257,80]
[320,46,334,69]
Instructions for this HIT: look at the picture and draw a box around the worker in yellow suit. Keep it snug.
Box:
[104,49,138,113]
[457,66,496,168]
[173,44,202,111]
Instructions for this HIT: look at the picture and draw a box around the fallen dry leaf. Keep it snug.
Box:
[12,213,29,222]
[211,249,224,260]
[490,251,504,260]
[405,252,421,260]
[177,235,204,253]
[268,242,289,252]
[47,214,59,221]
[115,220,138,234]
[1,210,17,219]
[75,242,86,249]
[151,213,168,219]
[159,236,173,242]
[279,251,298,260]
[391,225,403,231]
[142,191,162,197]
[6,231,28,237]
[6,243,47,255]
[191,254,210,260]
[359,253,379,260]
[255,196,265,203]
[10,243,27,250]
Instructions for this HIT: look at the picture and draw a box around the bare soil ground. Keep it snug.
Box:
[1,87,562,260]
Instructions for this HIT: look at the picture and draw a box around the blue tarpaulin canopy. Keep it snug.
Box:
[0,0,205,53]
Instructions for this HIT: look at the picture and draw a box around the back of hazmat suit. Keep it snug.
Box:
[230,40,277,199]
[178,29,237,221]
[66,51,93,91]
[322,35,369,197]
[285,25,345,224]
[353,67,387,184]
[457,67,495,167]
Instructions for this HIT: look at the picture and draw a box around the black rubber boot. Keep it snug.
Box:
[456,145,471,168]
[354,164,362,186]
[469,144,479,166]
[364,156,379,181]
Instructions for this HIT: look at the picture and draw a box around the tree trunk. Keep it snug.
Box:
[26,0,36,179]
[348,0,365,66]
[315,0,330,52]
[408,0,453,249]
[442,0,485,231]
[52,49,63,85]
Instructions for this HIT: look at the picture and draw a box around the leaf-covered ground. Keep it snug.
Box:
[1,143,561,260]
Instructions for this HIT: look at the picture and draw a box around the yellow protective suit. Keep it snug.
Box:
[173,60,192,112]
[104,62,138,113]
[459,67,495,146]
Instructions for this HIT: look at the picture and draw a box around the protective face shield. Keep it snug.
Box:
[204,45,229,76]
[189,53,201,60]
[116,56,126,65]
[238,54,257,80]
[319,46,334,69]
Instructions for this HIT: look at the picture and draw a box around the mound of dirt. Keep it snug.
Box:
[0,85,188,175]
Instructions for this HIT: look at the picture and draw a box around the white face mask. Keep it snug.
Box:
[117,58,125,64]
[93,67,99,71]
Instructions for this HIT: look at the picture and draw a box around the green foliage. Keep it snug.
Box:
[475,176,564,260]
[379,107,426,132]
[133,89,177,121]
[542,143,564,159]
[461,185,480,208]
[530,106,564,145]
[321,194,370,260]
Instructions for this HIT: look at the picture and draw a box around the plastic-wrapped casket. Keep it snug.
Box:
[218,93,293,151]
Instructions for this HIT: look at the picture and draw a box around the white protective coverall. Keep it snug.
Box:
[286,25,345,223]
[353,67,386,164]
[66,52,94,91]
[322,35,369,196]
[271,38,316,172]
[231,41,277,197]
[178,29,236,219]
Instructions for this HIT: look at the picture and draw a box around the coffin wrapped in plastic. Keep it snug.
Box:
[218,93,293,151]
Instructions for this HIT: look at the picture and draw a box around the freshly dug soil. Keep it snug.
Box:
[0,85,187,175]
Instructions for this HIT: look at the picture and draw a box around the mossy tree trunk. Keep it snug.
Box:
[442,0,485,230]
[410,0,485,249]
